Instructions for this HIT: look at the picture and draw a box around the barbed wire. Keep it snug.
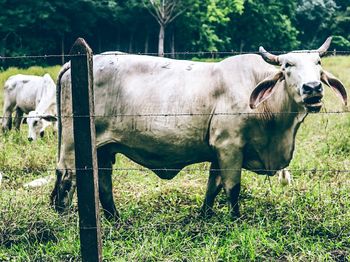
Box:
[0,110,349,120]
[1,166,350,174]
[0,50,350,60]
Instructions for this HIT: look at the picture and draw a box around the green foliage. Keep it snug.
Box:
[176,0,245,52]
[332,35,350,50]
[0,0,123,66]
[296,0,337,48]
[0,0,349,63]
[331,6,350,50]
[229,0,300,51]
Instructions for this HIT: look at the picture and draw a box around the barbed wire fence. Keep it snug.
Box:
[1,48,350,60]
[1,38,350,260]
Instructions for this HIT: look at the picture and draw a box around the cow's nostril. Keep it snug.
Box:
[302,82,323,95]
[315,83,323,93]
[28,137,33,142]
[302,84,313,94]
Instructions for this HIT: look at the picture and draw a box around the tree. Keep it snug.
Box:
[295,0,337,48]
[143,0,185,56]
[331,6,350,50]
[1,0,349,68]
[229,0,300,52]
[175,0,244,53]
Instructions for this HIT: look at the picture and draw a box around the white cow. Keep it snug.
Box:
[2,73,56,139]
[26,78,57,141]
[51,37,347,222]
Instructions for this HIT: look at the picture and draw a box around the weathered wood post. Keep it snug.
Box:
[70,38,102,262]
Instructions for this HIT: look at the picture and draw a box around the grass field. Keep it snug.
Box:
[0,56,350,261]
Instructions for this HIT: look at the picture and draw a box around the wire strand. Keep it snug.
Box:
[0,110,349,120]
[1,167,350,173]
[0,50,350,60]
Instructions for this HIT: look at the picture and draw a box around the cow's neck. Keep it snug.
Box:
[257,81,307,129]
[249,81,308,171]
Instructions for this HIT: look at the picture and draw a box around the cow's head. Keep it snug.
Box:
[51,167,76,213]
[250,37,347,112]
[27,111,57,141]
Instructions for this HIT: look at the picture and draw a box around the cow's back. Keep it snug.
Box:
[106,55,232,165]
[60,55,226,168]
[4,74,43,113]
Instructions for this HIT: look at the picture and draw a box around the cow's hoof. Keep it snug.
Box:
[230,211,241,221]
[103,210,121,228]
[199,207,215,219]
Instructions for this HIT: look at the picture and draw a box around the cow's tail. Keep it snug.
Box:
[56,62,71,162]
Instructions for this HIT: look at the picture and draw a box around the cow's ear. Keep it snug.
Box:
[249,71,284,109]
[40,115,57,122]
[321,70,347,106]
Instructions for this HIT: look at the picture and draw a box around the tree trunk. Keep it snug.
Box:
[98,34,102,53]
[171,29,175,58]
[116,29,120,50]
[239,40,245,54]
[144,31,149,54]
[1,38,5,66]
[61,34,65,65]
[128,30,134,53]
[158,24,165,57]
[0,38,5,57]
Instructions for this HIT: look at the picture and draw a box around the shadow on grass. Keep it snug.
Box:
[1,219,59,248]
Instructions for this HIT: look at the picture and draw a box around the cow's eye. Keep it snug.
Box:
[317,60,321,65]
[285,62,293,68]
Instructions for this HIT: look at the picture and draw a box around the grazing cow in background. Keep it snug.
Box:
[26,78,57,141]
[51,37,347,222]
[2,73,56,137]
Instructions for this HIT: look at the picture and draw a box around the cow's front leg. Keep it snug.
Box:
[2,102,13,132]
[223,176,241,218]
[217,149,243,219]
[97,150,119,222]
[201,160,222,217]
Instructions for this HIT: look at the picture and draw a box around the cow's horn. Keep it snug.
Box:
[259,46,280,65]
[317,36,332,57]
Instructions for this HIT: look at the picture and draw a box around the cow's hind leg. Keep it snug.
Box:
[14,108,23,130]
[2,100,13,132]
[97,149,119,222]
[201,160,222,218]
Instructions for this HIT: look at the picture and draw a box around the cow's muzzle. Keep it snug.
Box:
[51,169,74,213]
[303,95,323,112]
[302,82,323,112]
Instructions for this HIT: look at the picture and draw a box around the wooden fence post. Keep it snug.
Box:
[70,38,102,262]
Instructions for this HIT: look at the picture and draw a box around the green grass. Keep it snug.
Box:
[0,57,350,261]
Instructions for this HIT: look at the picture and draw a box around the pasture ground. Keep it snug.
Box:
[0,57,349,261]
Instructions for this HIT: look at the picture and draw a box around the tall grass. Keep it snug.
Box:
[0,57,349,261]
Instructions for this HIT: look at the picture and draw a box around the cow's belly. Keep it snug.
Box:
[16,91,37,113]
[118,141,211,168]
[95,118,213,178]
[99,135,212,179]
